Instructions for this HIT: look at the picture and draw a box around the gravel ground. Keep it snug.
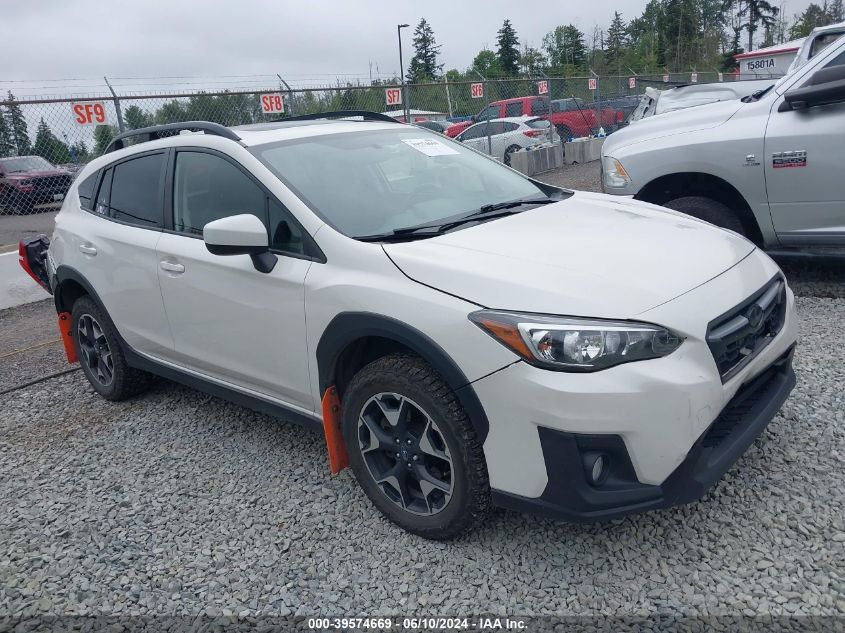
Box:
[0,163,843,625]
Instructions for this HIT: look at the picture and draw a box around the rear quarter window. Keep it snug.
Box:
[77,171,98,211]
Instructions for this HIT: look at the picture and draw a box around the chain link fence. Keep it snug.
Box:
[0,71,765,214]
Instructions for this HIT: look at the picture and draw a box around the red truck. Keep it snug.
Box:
[0,156,73,215]
[446,96,622,140]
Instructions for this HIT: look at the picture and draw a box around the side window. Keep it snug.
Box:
[488,121,507,135]
[95,168,113,216]
[505,102,523,117]
[77,171,98,211]
[823,50,845,68]
[460,123,486,141]
[268,199,305,255]
[477,105,499,121]
[502,122,519,132]
[109,153,166,227]
[173,151,265,236]
[531,99,550,115]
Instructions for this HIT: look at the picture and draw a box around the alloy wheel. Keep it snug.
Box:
[77,314,114,387]
[357,392,453,516]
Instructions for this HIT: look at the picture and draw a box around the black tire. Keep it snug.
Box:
[503,144,521,166]
[664,196,746,236]
[342,353,491,540]
[71,296,151,401]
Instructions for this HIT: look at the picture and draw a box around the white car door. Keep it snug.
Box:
[62,152,174,357]
[765,47,845,245]
[154,148,315,412]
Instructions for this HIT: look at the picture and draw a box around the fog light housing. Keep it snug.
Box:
[583,452,609,486]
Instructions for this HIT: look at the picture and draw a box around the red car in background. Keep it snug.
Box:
[0,156,73,215]
[446,96,623,140]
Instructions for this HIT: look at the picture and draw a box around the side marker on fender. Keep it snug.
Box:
[321,386,349,474]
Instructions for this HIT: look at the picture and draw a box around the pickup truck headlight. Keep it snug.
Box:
[601,156,632,189]
[470,310,682,372]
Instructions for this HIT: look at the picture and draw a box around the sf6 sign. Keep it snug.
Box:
[260,93,285,114]
[385,87,402,106]
[470,83,484,98]
[72,102,107,126]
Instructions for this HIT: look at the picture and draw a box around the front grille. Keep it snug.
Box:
[34,175,71,191]
[706,276,786,382]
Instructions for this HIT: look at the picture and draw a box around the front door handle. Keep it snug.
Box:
[159,260,185,274]
[78,244,97,256]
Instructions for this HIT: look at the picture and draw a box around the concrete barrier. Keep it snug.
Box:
[508,144,565,176]
[0,251,50,311]
[563,137,605,164]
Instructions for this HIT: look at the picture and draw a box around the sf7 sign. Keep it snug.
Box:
[72,102,107,126]
[537,80,548,95]
[470,83,484,99]
[260,93,285,114]
[385,87,402,106]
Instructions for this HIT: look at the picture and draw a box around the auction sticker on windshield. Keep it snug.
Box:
[402,138,460,157]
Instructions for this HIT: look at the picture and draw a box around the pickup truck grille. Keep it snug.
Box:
[34,175,71,191]
[706,277,786,382]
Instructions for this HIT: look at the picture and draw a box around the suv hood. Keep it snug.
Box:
[5,169,69,180]
[384,192,755,318]
[605,97,745,153]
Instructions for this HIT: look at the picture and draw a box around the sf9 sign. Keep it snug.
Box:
[72,102,107,126]
[260,93,285,114]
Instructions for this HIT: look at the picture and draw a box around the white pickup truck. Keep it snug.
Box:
[601,33,845,251]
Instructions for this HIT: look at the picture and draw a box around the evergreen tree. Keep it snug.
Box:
[5,92,31,156]
[496,19,521,76]
[471,49,502,77]
[519,45,547,75]
[32,118,71,164]
[0,106,14,157]
[605,12,629,72]
[93,125,117,156]
[735,0,779,51]
[830,0,844,21]
[407,18,443,83]
[790,3,834,38]
[542,24,587,71]
[123,105,153,130]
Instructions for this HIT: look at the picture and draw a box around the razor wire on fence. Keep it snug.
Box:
[0,71,775,214]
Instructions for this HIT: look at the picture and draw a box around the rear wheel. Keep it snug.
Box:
[342,353,491,540]
[664,196,746,236]
[503,144,521,166]
[71,296,151,401]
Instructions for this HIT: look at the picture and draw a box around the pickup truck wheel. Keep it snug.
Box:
[664,196,746,236]
[503,145,521,166]
[71,296,151,401]
[342,353,491,540]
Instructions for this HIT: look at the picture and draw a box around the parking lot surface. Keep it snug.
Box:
[0,163,843,620]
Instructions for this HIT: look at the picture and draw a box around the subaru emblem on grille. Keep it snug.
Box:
[746,304,764,329]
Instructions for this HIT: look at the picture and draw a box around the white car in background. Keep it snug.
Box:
[455,116,555,165]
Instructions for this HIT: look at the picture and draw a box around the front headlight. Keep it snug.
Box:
[601,156,632,189]
[469,310,683,372]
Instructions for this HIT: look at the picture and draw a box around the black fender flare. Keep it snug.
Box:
[53,265,105,314]
[316,312,491,443]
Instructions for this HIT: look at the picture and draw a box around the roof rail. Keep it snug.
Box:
[281,110,402,124]
[104,121,241,154]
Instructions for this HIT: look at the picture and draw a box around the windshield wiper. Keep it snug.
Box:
[742,85,774,103]
[356,197,555,243]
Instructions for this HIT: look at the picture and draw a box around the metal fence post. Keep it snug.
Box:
[277,74,295,116]
[103,76,125,133]
[471,68,491,156]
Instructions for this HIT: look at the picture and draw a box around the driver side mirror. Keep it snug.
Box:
[780,64,845,111]
[203,214,277,273]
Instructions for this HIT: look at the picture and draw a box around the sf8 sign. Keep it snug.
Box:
[72,102,107,126]
[260,94,285,114]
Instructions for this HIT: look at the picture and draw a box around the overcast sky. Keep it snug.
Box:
[1,0,815,97]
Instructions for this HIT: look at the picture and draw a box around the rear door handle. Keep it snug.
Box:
[78,244,97,256]
[159,260,185,274]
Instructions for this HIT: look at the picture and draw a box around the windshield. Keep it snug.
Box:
[0,156,54,173]
[251,127,546,238]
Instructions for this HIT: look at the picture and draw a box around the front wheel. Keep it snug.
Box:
[664,196,746,236]
[342,353,491,539]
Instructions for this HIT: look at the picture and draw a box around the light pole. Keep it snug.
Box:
[397,23,410,122]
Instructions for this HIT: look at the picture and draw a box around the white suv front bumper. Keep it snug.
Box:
[472,249,798,520]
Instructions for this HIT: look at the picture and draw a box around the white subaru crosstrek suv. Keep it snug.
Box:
[20,113,797,539]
